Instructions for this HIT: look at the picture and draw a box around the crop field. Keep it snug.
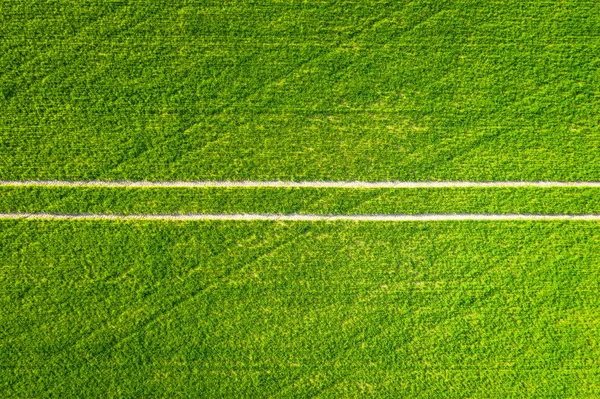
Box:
[3,0,600,398]
[2,0,600,181]
[3,221,600,398]
[5,185,600,216]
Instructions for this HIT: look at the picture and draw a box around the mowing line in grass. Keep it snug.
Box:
[3,213,600,221]
[3,180,600,188]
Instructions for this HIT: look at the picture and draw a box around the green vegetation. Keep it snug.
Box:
[2,220,600,397]
[3,0,600,397]
[2,0,600,181]
[3,186,600,215]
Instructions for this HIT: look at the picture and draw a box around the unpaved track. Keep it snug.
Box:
[2,180,600,188]
[2,213,600,221]
[4,181,600,221]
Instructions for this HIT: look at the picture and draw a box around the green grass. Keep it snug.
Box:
[3,1,600,397]
[2,0,600,181]
[3,186,600,215]
[2,220,600,397]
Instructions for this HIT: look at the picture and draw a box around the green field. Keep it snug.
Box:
[3,221,600,397]
[3,0,600,397]
[2,0,600,181]
[4,186,600,215]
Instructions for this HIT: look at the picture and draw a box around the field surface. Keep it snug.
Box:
[3,0,600,398]
[2,0,600,181]
[4,186,600,216]
[3,221,600,398]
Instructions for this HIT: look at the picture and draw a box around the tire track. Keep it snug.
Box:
[2,180,600,188]
[2,213,600,221]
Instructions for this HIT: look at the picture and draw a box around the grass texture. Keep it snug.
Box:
[2,220,600,397]
[3,186,600,215]
[2,0,600,181]
[3,1,600,398]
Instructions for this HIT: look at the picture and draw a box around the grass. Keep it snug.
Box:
[2,0,600,181]
[3,1,600,397]
[3,186,600,215]
[2,220,600,397]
